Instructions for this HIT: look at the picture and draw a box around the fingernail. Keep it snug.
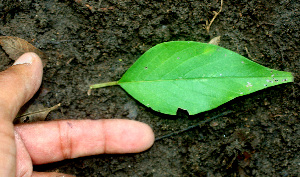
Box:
[13,52,38,66]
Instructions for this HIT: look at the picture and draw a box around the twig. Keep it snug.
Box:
[244,46,252,59]
[155,110,232,141]
[206,0,223,33]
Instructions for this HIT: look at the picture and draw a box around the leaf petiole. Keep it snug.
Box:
[89,81,119,89]
[88,81,119,95]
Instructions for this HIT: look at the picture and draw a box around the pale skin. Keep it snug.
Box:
[0,52,155,177]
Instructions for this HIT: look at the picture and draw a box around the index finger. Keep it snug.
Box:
[14,119,154,165]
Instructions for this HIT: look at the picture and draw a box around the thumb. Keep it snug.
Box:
[0,52,43,122]
[0,52,43,176]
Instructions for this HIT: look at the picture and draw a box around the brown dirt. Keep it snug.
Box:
[0,0,299,176]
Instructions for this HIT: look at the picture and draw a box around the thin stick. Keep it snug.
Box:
[155,110,232,141]
[244,46,252,59]
[206,0,223,33]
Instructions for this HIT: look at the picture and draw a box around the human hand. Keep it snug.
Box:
[0,53,155,177]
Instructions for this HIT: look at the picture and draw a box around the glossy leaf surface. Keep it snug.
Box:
[118,41,293,115]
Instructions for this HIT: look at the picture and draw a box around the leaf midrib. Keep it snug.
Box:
[119,75,291,84]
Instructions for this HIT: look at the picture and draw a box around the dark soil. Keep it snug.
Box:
[1,0,299,176]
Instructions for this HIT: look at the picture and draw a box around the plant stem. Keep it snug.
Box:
[89,81,119,89]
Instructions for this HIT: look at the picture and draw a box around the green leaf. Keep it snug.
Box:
[91,41,293,115]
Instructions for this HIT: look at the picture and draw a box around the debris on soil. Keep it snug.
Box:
[206,0,223,33]
[0,36,47,65]
[14,103,61,124]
